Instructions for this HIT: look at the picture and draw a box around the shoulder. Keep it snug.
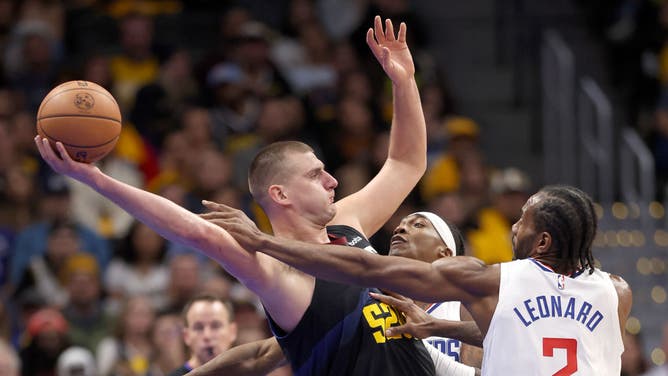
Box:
[608,273,632,303]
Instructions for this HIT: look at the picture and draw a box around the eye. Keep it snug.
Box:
[414,222,425,228]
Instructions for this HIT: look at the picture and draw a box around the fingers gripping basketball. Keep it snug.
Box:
[37,80,122,163]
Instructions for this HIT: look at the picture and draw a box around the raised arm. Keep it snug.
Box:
[185,337,287,376]
[334,16,427,236]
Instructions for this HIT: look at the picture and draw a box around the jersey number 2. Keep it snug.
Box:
[542,337,577,376]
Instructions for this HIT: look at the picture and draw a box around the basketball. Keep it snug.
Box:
[37,80,122,163]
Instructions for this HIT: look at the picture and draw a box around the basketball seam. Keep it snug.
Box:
[38,122,119,148]
[37,114,122,123]
[47,86,118,104]
[38,87,120,119]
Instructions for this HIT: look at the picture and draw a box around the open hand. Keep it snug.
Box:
[200,201,265,252]
[366,15,415,83]
[370,291,435,339]
[34,135,99,185]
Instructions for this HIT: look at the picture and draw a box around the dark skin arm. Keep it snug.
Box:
[200,202,500,337]
[458,305,483,368]
[184,337,287,376]
[373,292,484,347]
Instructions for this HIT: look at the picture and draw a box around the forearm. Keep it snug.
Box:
[424,342,477,376]
[88,171,213,251]
[387,77,426,172]
[258,236,437,301]
[185,338,286,376]
[428,320,483,347]
[260,236,372,286]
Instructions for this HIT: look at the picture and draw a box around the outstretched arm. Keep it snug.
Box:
[334,16,427,237]
[185,337,287,376]
[34,137,273,290]
[203,202,493,304]
[372,292,484,347]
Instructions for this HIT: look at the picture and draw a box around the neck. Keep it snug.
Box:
[187,356,202,369]
[266,211,331,244]
[532,256,581,275]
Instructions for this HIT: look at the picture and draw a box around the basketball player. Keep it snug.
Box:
[186,211,484,375]
[205,185,633,375]
[35,16,469,375]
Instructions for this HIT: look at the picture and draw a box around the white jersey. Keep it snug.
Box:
[482,259,623,375]
[424,301,462,362]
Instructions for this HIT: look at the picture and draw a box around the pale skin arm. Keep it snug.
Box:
[33,138,311,330]
[333,16,427,237]
[184,337,287,376]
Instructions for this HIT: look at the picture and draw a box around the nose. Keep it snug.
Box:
[393,222,407,235]
[324,171,338,189]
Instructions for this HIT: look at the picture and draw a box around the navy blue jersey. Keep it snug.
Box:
[266,225,435,376]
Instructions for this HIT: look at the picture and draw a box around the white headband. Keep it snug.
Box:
[412,212,457,253]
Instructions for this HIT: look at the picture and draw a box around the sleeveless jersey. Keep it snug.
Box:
[482,258,623,375]
[266,225,435,376]
[424,301,462,362]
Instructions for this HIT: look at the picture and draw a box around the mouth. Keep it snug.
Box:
[390,235,406,245]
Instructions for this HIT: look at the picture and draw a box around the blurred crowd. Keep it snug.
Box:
[0,0,664,375]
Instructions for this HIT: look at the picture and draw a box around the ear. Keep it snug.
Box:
[182,326,191,347]
[437,245,452,258]
[535,232,551,254]
[229,322,238,344]
[267,184,289,205]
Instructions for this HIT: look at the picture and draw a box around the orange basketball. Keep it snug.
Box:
[37,80,122,163]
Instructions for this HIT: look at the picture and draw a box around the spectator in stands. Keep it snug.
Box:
[9,173,111,292]
[149,312,185,375]
[13,219,81,308]
[207,61,262,150]
[468,167,532,264]
[19,308,70,376]
[97,296,155,376]
[163,254,205,314]
[0,339,19,376]
[420,116,484,201]
[105,221,169,313]
[168,294,237,376]
[229,21,291,98]
[4,19,60,112]
[132,48,200,149]
[61,253,114,354]
[110,12,159,113]
[56,346,97,376]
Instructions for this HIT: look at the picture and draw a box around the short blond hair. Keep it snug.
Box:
[248,141,314,205]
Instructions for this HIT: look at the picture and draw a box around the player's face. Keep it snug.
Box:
[511,194,542,260]
[183,301,237,365]
[389,214,448,262]
[281,151,338,225]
